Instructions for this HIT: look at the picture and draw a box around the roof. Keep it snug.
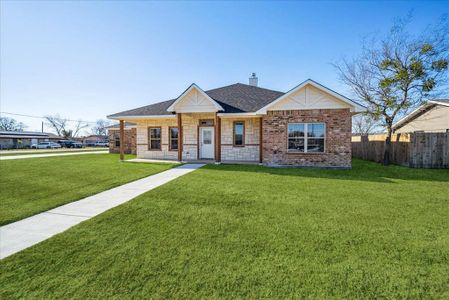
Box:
[0,131,48,138]
[108,83,284,118]
[393,99,449,130]
[107,80,364,118]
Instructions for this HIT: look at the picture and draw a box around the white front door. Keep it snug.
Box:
[200,127,214,159]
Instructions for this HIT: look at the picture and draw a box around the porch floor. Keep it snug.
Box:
[126,158,260,165]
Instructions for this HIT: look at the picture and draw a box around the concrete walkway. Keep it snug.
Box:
[0,163,204,259]
[0,150,108,160]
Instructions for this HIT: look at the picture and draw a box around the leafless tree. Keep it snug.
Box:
[0,117,27,131]
[335,15,449,165]
[44,115,88,138]
[44,115,68,136]
[72,120,89,137]
[352,113,380,135]
[91,119,111,136]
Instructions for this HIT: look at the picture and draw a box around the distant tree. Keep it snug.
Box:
[91,119,111,136]
[335,16,449,165]
[44,115,88,138]
[0,117,27,131]
[352,113,379,135]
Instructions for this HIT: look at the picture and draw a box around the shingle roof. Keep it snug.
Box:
[108,83,284,117]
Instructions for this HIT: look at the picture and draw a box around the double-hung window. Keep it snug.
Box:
[287,123,325,153]
[169,127,178,151]
[148,127,161,150]
[114,132,120,147]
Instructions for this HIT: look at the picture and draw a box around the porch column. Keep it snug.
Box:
[215,113,221,162]
[259,117,263,164]
[177,113,183,162]
[119,120,125,161]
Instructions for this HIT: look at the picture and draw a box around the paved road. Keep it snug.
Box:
[0,150,108,160]
[0,164,204,259]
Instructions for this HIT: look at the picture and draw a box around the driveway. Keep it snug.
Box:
[0,150,108,160]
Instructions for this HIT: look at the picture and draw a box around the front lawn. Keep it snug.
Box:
[0,154,176,225]
[1,160,448,298]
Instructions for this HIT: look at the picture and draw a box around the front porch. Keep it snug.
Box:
[116,112,263,164]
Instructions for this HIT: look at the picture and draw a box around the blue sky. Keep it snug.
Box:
[1,0,447,133]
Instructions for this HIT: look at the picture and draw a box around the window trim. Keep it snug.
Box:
[169,126,179,151]
[233,120,245,147]
[287,122,326,153]
[148,127,162,151]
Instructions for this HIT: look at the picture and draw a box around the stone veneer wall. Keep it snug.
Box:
[220,118,260,162]
[181,113,215,160]
[136,118,178,160]
[108,128,136,155]
[262,109,352,168]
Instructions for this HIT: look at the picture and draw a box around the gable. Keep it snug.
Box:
[395,104,449,133]
[268,84,352,111]
[257,79,365,114]
[167,84,223,113]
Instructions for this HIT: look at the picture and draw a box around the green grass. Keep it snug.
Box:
[1,160,448,298]
[0,154,176,225]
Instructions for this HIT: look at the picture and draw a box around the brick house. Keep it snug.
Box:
[107,122,136,154]
[107,76,365,168]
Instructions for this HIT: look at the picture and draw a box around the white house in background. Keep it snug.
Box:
[393,100,449,133]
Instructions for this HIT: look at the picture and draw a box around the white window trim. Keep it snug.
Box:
[287,122,326,153]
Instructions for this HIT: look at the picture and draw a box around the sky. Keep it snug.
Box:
[1,0,448,134]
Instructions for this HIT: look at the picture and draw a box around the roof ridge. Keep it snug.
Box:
[205,82,284,94]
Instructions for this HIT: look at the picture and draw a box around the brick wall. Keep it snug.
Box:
[108,128,136,155]
[262,109,352,168]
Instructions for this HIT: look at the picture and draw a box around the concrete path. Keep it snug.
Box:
[0,148,102,155]
[0,164,204,259]
[0,150,108,160]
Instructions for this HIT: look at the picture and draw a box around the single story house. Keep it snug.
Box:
[393,99,449,133]
[107,76,365,168]
[107,122,136,154]
[82,135,108,146]
[0,131,62,149]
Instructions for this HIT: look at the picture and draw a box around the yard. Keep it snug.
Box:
[1,160,448,298]
[0,154,176,225]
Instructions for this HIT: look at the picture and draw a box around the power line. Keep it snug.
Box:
[0,111,100,124]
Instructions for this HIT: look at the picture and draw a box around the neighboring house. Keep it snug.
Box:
[393,100,449,133]
[107,122,136,154]
[107,76,365,168]
[82,135,108,145]
[0,131,63,149]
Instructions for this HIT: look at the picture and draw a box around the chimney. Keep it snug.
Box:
[249,73,258,86]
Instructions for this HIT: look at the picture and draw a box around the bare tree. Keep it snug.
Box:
[44,115,68,136]
[0,117,27,131]
[44,115,88,138]
[91,119,111,136]
[72,120,89,137]
[352,113,379,135]
[335,16,449,165]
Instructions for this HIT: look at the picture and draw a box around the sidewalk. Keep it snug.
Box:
[0,150,108,160]
[0,163,204,259]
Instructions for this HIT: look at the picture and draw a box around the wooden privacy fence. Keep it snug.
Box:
[352,132,449,168]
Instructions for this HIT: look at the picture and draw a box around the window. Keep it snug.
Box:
[148,127,161,150]
[288,123,325,153]
[233,121,245,146]
[114,132,120,147]
[169,127,178,151]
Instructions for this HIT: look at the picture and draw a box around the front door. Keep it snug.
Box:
[200,127,214,159]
